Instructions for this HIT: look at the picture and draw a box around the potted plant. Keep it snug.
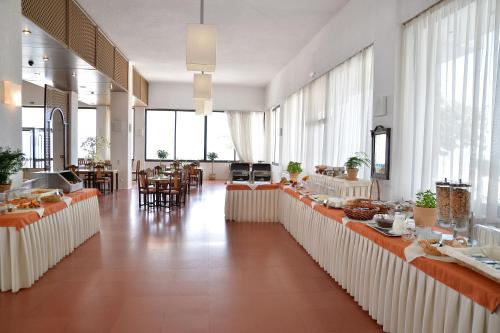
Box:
[0,147,24,192]
[287,161,303,183]
[344,152,371,180]
[81,136,110,162]
[414,190,437,227]
[157,149,168,167]
[207,152,218,180]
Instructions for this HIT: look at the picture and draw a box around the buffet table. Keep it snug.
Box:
[307,174,371,198]
[225,183,281,222]
[225,183,500,332]
[0,189,101,292]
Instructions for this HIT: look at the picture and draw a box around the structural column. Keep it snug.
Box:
[68,91,79,166]
[110,66,133,189]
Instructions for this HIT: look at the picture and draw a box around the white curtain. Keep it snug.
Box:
[396,0,500,220]
[281,46,373,175]
[324,46,374,178]
[226,111,264,163]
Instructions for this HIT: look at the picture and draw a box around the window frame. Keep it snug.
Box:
[271,105,281,166]
[21,105,50,168]
[144,108,237,163]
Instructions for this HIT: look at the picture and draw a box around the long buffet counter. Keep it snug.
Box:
[0,188,101,292]
[225,184,500,333]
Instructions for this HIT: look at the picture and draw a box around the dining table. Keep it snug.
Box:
[77,169,119,192]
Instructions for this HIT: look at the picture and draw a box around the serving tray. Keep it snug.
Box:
[366,222,402,237]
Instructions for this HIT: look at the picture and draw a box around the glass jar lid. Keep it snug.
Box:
[450,179,471,187]
[436,177,450,186]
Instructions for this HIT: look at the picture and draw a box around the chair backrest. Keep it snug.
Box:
[136,160,141,174]
[145,168,154,177]
[68,165,78,173]
[171,170,182,190]
[77,158,86,167]
[182,165,190,180]
[154,165,163,175]
[138,170,149,189]
[104,160,112,169]
[231,162,250,171]
[95,165,105,178]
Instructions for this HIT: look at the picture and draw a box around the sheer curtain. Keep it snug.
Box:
[226,111,264,163]
[281,46,373,174]
[324,46,373,178]
[396,0,500,220]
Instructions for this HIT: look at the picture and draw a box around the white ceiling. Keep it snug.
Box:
[77,0,348,86]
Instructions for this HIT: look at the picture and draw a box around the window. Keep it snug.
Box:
[281,45,373,174]
[270,106,281,164]
[145,110,175,160]
[77,108,97,158]
[176,111,205,160]
[145,109,237,161]
[21,107,46,168]
[206,111,235,160]
[398,0,500,219]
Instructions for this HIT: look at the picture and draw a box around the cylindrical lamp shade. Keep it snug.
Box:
[194,98,213,116]
[186,24,217,72]
[193,73,212,100]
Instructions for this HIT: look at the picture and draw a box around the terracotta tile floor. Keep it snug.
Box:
[0,181,382,333]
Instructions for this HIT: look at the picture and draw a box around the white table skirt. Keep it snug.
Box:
[225,189,280,222]
[0,196,101,292]
[279,191,499,333]
[308,174,371,198]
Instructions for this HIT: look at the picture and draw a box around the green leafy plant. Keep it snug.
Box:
[81,136,110,162]
[287,161,303,174]
[207,152,218,175]
[345,152,371,169]
[157,149,169,161]
[415,190,437,208]
[0,147,25,184]
[207,152,218,161]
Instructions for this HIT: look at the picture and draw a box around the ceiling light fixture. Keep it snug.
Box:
[72,72,76,77]
[186,0,216,72]
[42,55,49,62]
[22,27,31,35]
[195,98,213,116]
[193,73,212,100]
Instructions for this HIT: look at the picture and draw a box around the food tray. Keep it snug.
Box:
[439,246,500,282]
[366,222,402,237]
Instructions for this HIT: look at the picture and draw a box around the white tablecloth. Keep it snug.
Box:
[308,174,371,198]
[225,188,280,222]
[279,191,499,333]
[0,195,101,292]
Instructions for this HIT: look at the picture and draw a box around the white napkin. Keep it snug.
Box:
[62,196,73,207]
[6,207,45,218]
[311,201,319,209]
[247,184,259,190]
[404,241,457,263]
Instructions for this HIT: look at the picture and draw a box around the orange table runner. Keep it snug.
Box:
[282,186,500,312]
[226,183,281,191]
[0,188,100,230]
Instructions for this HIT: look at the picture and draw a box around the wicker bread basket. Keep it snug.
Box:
[343,203,380,220]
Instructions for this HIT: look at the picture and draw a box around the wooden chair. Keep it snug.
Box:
[138,170,156,209]
[145,168,154,178]
[188,164,200,187]
[77,158,86,169]
[159,170,183,209]
[94,165,112,194]
[183,165,191,195]
[132,160,140,181]
[68,164,78,173]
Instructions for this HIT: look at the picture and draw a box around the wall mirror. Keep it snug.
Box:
[370,126,391,180]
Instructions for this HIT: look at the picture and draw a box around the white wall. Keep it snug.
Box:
[133,82,266,180]
[265,0,440,199]
[148,82,265,111]
[0,0,22,151]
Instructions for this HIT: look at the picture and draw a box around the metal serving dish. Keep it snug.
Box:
[31,171,83,193]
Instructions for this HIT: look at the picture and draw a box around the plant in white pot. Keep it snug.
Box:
[414,190,437,227]
[0,147,24,192]
[344,152,371,180]
[207,152,218,180]
[287,161,303,183]
[157,149,169,168]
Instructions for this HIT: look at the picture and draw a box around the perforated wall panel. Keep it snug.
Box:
[22,0,68,45]
[68,0,96,66]
[96,29,115,79]
[114,49,129,91]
